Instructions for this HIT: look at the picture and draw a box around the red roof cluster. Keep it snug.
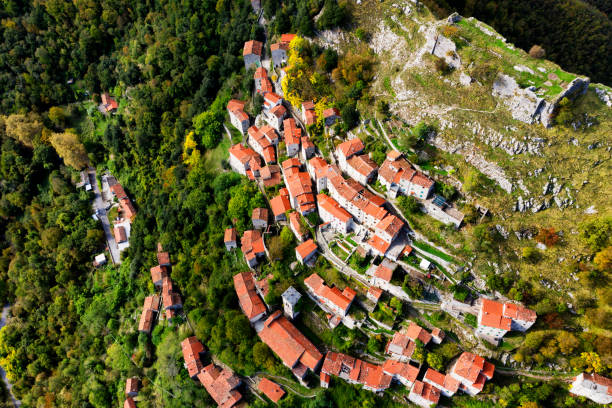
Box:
[321,351,392,392]
[197,363,242,408]
[181,336,206,378]
[479,298,512,331]
[138,295,160,333]
[450,352,495,393]
[233,271,267,321]
[304,273,356,314]
[241,230,266,264]
[336,138,364,159]
[227,99,249,122]
[317,194,352,223]
[410,380,440,405]
[258,311,323,373]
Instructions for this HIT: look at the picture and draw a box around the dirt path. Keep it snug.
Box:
[495,367,575,381]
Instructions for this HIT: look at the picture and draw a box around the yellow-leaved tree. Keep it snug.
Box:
[49,132,88,169]
[182,131,201,168]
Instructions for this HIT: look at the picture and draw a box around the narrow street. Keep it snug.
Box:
[89,168,121,264]
[0,306,20,408]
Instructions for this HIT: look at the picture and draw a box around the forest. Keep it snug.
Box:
[426,0,612,85]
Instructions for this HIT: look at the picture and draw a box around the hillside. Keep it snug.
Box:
[0,1,610,408]
[422,0,612,85]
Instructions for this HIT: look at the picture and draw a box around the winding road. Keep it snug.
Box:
[0,306,20,408]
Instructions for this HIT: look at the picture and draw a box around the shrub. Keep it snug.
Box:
[529,45,546,59]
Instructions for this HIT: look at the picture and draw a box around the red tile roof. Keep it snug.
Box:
[503,302,537,323]
[406,321,432,345]
[270,194,291,218]
[224,228,237,243]
[317,194,352,223]
[386,332,416,359]
[114,226,127,243]
[263,146,276,164]
[346,154,378,177]
[181,336,206,377]
[243,40,263,56]
[304,273,355,313]
[323,107,340,118]
[336,138,364,159]
[143,295,160,312]
[304,109,317,125]
[157,251,170,265]
[425,368,460,393]
[241,230,266,263]
[373,264,394,283]
[233,271,267,320]
[138,308,155,332]
[321,352,392,391]
[264,92,282,106]
[270,42,289,52]
[126,377,139,395]
[281,33,296,43]
[451,352,494,384]
[258,311,323,370]
[411,171,434,188]
[368,286,384,301]
[269,104,287,118]
[479,299,512,331]
[252,207,268,222]
[289,212,307,238]
[296,239,317,260]
[382,359,419,383]
[197,363,242,408]
[258,378,285,403]
[375,214,404,238]
[283,118,301,145]
[368,234,391,255]
[302,100,315,110]
[254,67,268,79]
[411,381,440,404]
[282,157,301,171]
[227,99,246,113]
[150,265,168,283]
[229,143,259,166]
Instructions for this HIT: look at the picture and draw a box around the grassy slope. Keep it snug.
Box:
[349,1,611,312]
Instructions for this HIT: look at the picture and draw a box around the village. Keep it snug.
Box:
[104,30,612,408]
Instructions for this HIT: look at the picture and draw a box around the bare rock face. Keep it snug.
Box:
[492,74,545,125]
[492,75,590,128]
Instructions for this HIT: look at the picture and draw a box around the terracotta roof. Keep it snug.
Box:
[411,171,434,188]
[411,381,440,404]
[304,109,317,125]
[157,251,170,265]
[197,363,242,408]
[233,271,267,320]
[386,332,416,359]
[260,77,274,94]
[260,125,278,143]
[406,321,432,345]
[252,207,268,222]
[254,67,268,79]
[289,212,307,238]
[425,368,460,393]
[138,308,155,332]
[181,336,205,376]
[264,92,282,106]
[283,118,301,145]
[229,143,259,166]
[347,154,378,177]
[120,198,136,219]
[503,302,537,323]
[367,234,391,255]
[270,194,291,217]
[150,265,168,283]
[387,150,402,160]
[323,107,340,118]
[124,397,136,408]
[258,311,323,370]
[241,230,266,263]
[368,286,384,301]
[243,40,263,56]
[110,183,127,199]
[582,373,612,394]
[375,214,404,238]
[258,378,285,403]
[255,273,273,299]
[114,226,127,243]
[304,273,355,313]
[269,104,287,118]
[302,100,315,110]
[282,157,301,171]
[301,136,315,149]
[373,264,394,283]
[336,138,364,159]
[431,328,445,340]
[479,299,512,331]
[227,99,246,113]
[317,194,352,223]
[143,295,160,312]
[382,359,419,383]
[263,146,276,164]
[281,33,296,43]
[270,42,288,52]
[321,352,391,391]
[296,239,317,260]
[126,377,139,395]
[451,352,494,385]
[224,228,237,243]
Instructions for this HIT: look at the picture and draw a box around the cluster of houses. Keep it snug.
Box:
[138,244,182,334]
[107,176,136,252]
[231,270,497,407]
[181,336,243,407]
[475,298,537,345]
